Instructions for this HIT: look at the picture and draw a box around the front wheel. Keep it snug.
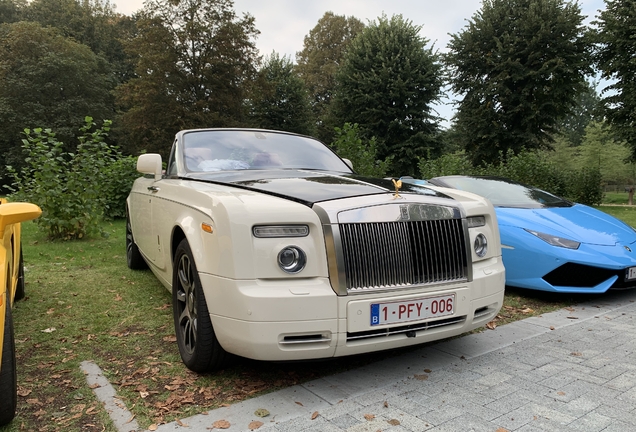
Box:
[172,239,230,372]
[0,289,17,426]
[14,249,25,301]
[126,211,147,270]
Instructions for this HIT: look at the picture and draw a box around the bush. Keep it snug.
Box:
[486,149,568,197]
[331,123,392,177]
[101,155,140,220]
[6,117,139,239]
[418,148,603,206]
[418,150,479,179]
[563,168,604,205]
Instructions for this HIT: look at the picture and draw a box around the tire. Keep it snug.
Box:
[172,239,230,372]
[0,290,17,426]
[126,211,147,270]
[14,249,25,301]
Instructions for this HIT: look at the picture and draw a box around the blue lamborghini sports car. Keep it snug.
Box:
[404,176,636,294]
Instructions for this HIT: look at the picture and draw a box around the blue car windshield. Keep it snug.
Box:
[182,130,353,173]
[430,176,573,209]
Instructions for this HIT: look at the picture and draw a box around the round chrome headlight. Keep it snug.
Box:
[277,246,306,274]
[474,234,488,258]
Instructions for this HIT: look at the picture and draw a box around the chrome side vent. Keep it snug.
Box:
[280,334,332,346]
[340,219,468,292]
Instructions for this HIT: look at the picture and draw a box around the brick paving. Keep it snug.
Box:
[119,290,636,432]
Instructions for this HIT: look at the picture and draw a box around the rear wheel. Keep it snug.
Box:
[172,239,230,372]
[14,250,25,301]
[126,211,147,270]
[0,289,17,426]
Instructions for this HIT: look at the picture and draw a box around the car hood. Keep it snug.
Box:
[186,169,447,206]
[496,204,636,246]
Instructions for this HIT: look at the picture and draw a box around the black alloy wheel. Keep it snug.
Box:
[14,249,25,301]
[126,211,147,270]
[0,288,17,426]
[172,239,230,372]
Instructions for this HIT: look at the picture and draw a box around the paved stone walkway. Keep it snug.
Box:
[87,289,636,432]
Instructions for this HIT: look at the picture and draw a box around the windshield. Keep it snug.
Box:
[430,176,573,208]
[182,130,352,173]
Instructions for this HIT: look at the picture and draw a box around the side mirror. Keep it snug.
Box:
[342,158,354,170]
[0,202,41,238]
[137,154,163,181]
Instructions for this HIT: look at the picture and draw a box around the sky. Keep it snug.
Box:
[111,0,607,124]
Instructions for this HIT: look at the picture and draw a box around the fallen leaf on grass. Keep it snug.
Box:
[486,321,497,330]
[17,388,32,397]
[211,419,231,429]
[248,421,263,430]
[41,327,56,333]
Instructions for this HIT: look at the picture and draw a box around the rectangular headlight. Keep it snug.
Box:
[252,225,309,238]
[467,216,486,228]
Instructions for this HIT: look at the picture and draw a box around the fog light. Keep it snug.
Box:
[278,246,306,273]
[474,234,488,257]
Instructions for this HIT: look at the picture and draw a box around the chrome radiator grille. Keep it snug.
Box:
[340,219,468,291]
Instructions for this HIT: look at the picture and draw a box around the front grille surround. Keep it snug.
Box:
[313,198,472,296]
[340,219,469,292]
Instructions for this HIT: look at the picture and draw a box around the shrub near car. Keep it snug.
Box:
[0,199,41,426]
[126,129,505,371]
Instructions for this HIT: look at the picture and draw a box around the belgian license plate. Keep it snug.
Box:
[627,267,636,280]
[370,294,455,326]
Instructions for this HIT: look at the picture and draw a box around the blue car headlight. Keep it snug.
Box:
[524,229,580,250]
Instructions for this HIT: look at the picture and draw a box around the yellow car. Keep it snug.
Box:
[0,199,41,426]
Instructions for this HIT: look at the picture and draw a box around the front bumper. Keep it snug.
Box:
[200,257,505,361]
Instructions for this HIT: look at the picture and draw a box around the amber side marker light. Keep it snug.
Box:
[201,223,214,234]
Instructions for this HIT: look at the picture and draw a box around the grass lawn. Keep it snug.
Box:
[1,209,627,431]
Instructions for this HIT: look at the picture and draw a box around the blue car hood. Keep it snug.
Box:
[496,204,636,246]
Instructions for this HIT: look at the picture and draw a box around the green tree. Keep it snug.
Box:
[556,80,602,146]
[115,0,259,156]
[446,0,591,165]
[296,12,364,143]
[249,52,314,135]
[574,121,633,185]
[331,14,444,177]
[23,0,137,83]
[0,0,25,23]
[0,21,116,189]
[594,0,636,160]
